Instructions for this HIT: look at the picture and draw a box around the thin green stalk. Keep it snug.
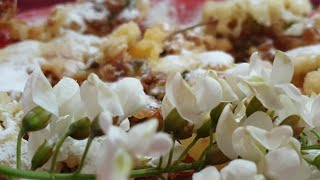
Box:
[0,165,95,180]
[50,133,68,173]
[311,129,320,140]
[166,140,175,169]
[174,136,199,165]
[16,129,24,169]
[157,156,163,169]
[301,145,320,150]
[0,161,203,180]
[130,161,202,178]
[74,136,94,174]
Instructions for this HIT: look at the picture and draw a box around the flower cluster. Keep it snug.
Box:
[2,51,320,180]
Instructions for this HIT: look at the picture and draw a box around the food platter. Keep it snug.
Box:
[1,0,320,180]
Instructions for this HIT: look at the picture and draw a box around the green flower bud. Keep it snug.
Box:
[280,115,305,138]
[210,102,227,127]
[314,154,320,170]
[68,117,91,140]
[164,108,193,140]
[22,106,52,132]
[205,143,230,165]
[90,116,105,138]
[196,115,211,138]
[246,96,267,117]
[31,140,55,170]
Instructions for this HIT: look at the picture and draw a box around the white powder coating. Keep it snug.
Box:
[56,2,110,33]
[0,93,30,169]
[0,30,103,92]
[154,51,234,74]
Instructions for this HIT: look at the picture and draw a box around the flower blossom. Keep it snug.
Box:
[22,70,85,161]
[80,73,148,130]
[162,72,222,127]
[96,119,172,180]
[193,159,265,180]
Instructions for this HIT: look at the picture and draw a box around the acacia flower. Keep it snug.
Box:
[22,70,85,162]
[80,73,148,127]
[225,51,294,110]
[193,159,265,180]
[96,119,172,180]
[162,72,222,127]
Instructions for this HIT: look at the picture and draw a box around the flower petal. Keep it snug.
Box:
[243,111,273,131]
[264,146,311,180]
[165,73,200,123]
[99,112,113,133]
[232,127,266,162]
[247,125,293,150]
[128,119,158,154]
[269,51,294,85]
[112,77,147,120]
[145,132,173,157]
[216,104,238,159]
[221,159,258,180]
[193,166,221,180]
[22,70,58,116]
[192,76,222,112]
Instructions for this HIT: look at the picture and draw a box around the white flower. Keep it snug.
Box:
[97,119,172,180]
[162,72,222,126]
[232,125,293,162]
[225,51,294,110]
[215,103,273,159]
[263,139,312,180]
[22,69,58,117]
[23,72,84,162]
[193,159,265,180]
[149,142,185,168]
[80,73,147,127]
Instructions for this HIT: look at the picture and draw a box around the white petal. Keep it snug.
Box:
[250,82,282,110]
[145,132,173,157]
[264,147,310,180]
[193,166,221,180]
[269,51,294,85]
[216,104,238,159]
[247,125,293,150]
[218,78,238,102]
[119,118,130,131]
[192,76,222,112]
[243,111,273,131]
[112,77,147,119]
[53,78,79,107]
[99,112,113,133]
[166,73,200,123]
[80,80,100,120]
[22,70,58,116]
[149,142,185,168]
[97,141,132,180]
[161,95,174,119]
[221,159,258,180]
[128,119,158,154]
[232,127,266,162]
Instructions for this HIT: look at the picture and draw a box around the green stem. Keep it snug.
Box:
[50,133,69,173]
[174,136,199,165]
[166,140,175,168]
[311,129,320,140]
[75,136,94,174]
[0,161,203,180]
[157,156,163,169]
[16,129,24,169]
[301,145,320,150]
[0,165,95,180]
[130,161,202,178]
